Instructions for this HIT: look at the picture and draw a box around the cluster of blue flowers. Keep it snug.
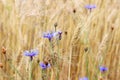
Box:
[23,31,62,69]
[22,4,109,79]
[23,49,51,69]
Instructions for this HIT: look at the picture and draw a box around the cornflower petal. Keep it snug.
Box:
[79,77,89,80]
[40,62,51,69]
[99,66,108,72]
[85,4,96,9]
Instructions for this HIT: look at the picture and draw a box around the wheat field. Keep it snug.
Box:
[0,0,120,80]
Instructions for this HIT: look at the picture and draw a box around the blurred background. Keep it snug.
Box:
[0,0,120,80]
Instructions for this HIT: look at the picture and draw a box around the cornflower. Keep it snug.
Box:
[79,77,89,80]
[43,32,54,41]
[40,62,51,69]
[23,49,39,61]
[85,4,96,12]
[99,66,108,73]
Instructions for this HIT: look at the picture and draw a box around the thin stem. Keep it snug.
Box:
[29,61,33,80]
[49,41,55,65]
[55,27,56,32]
[56,39,60,80]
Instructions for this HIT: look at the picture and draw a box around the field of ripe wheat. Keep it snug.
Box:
[0,0,120,80]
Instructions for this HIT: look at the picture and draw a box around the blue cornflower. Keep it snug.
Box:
[23,49,39,61]
[58,31,62,36]
[43,32,54,41]
[53,31,62,40]
[99,66,108,72]
[79,77,89,80]
[58,31,62,40]
[40,62,51,69]
[85,4,96,10]
[58,31,62,34]
[43,31,62,41]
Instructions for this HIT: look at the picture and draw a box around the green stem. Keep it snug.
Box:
[29,61,33,80]
[50,41,54,55]
[49,41,55,65]
[56,39,60,80]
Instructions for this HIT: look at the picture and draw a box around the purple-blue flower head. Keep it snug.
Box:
[24,49,39,60]
[85,4,96,10]
[43,32,54,41]
[43,31,62,41]
[99,66,108,72]
[79,77,89,80]
[53,31,62,40]
[58,31,62,40]
[40,62,51,69]
[58,31,62,35]
[53,31,61,36]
